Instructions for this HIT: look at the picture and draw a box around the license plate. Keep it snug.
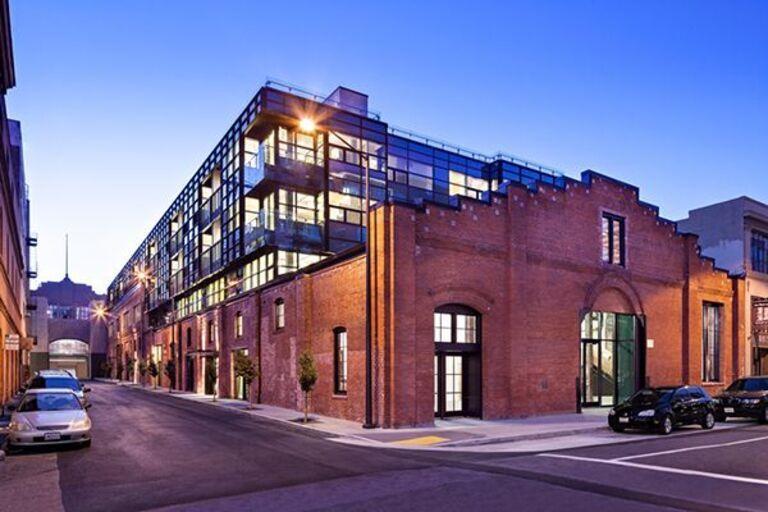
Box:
[724,407,734,414]
[619,417,629,423]
[44,432,61,441]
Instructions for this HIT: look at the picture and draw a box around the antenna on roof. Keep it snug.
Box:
[65,233,69,279]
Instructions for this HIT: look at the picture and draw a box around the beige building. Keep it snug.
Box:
[679,197,768,374]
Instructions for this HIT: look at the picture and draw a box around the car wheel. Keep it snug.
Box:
[659,414,674,435]
[702,412,715,430]
[760,406,768,425]
[82,439,92,448]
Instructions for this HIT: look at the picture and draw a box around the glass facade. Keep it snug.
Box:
[107,81,566,326]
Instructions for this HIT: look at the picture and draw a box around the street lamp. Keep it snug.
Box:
[300,116,376,429]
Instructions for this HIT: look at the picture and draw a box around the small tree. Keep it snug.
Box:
[164,360,176,392]
[116,361,125,381]
[233,352,258,408]
[205,358,218,401]
[101,360,113,379]
[138,358,148,387]
[125,356,136,381]
[298,349,318,423]
[148,360,159,389]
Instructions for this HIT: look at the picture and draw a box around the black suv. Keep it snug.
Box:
[714,377,768,423]
[609,385,717,435]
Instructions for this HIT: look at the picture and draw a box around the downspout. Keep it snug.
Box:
[256,291,262,404]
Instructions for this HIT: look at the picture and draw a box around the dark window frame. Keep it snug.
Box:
[274,298,285,330]
[602,212,626,267]
[333,327,348,395]
[703,302,722,383]
[752,230,768,274]
[235,311,243,338]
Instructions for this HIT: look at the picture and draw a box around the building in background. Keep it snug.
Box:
[106,81,745,426]
[28,274,107,379]
[0,0,33,404]
[679,197,768,374]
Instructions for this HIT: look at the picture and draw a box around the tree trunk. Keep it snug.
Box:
[303,391,308,423]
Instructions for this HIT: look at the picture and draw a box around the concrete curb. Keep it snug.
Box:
[439,425,607,447]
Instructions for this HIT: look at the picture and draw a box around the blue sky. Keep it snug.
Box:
[8,0,767,292]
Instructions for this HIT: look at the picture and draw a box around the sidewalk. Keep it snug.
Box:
[99,379,749,453]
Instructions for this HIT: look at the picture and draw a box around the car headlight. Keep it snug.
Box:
[744,399,761,405]
[9,417,33,432]
[637,409,656,418]
[70,417,92,429]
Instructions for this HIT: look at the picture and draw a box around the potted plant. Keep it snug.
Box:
[297,349,318,424]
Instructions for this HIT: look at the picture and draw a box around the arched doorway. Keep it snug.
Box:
[580,312,644,407]
[49,339,90,379]
[433,304,482,418]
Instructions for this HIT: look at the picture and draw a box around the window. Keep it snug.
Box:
[207,320,215,348]
[186,327,192,348]
[433,305,480,344]
[601,213,625,266]
[235,312,243,338]
[274,298,285,330]
[703,303,721,382]
[334,328,348,394]
[752,230,768,274]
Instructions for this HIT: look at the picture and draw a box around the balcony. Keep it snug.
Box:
[244,144,324,193]
[169,270,184,296]
[200,240,223,276]
[244,211,323,254]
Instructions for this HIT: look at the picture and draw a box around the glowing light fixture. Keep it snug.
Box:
[298,117,316,133]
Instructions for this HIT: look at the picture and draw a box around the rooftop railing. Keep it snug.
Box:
[264,78,382,121]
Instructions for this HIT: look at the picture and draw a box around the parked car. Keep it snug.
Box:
[608,385,717,435]
[713,377,768,423]
[7,388,92,449]
[24,373,91,405]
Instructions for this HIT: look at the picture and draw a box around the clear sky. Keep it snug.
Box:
[8,0,767,293]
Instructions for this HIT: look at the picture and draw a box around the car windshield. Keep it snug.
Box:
[630,388,675,405]
[726,379,768,392]
[28,377,80,391]
[18,393,82,412]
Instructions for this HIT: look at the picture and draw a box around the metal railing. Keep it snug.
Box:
[265,78,382,121]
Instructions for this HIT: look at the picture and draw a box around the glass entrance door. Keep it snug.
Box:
[580,312,640,407]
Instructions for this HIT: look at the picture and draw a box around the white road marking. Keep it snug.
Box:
[538,453,768,486]
[612,434,768,461]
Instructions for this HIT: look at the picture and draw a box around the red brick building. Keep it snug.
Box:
[110,170,745,428]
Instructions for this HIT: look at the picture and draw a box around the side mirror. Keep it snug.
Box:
[85,403,92,410]
[84,387,92,393]
[7,404,16,411]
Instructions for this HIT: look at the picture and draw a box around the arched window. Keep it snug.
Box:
[333,327,348,394]
[433,305,479,344]
[274,298,285,330]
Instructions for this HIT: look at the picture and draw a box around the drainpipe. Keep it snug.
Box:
[256,292,262,404]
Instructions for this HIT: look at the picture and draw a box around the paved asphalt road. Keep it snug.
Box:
[2,383,768,512]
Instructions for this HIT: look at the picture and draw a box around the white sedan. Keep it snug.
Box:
[7,388,92,449]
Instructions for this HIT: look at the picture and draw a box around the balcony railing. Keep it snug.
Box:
[243,143,323,192]
[244,211,323,253]
[200,240,223,276]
